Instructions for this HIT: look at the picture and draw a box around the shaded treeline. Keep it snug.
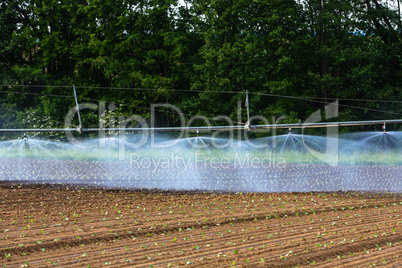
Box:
[0,0,401,134]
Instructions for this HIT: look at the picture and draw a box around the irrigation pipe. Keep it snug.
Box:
[0,119,401,133]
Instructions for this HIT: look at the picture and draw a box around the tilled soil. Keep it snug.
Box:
[0,181,401,267]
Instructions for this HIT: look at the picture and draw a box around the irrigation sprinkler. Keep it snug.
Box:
[383,122,386,132]
[288,127,292,134]
[22,132,28,141]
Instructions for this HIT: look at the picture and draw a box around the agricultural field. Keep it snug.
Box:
[0,181,401,267]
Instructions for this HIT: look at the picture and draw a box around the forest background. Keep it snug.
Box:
[0,0,401,138]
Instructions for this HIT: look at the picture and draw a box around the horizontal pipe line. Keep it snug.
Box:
[0,128,77,132]
[253,119,402,129]
[0,119,400,133]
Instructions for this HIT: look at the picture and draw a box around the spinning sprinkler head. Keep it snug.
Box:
[382,122,386,132]
[288,127,292,134]
[196,129,199,137]
[22,132,28,141]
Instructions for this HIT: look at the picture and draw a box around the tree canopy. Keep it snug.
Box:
[0,0,401,134]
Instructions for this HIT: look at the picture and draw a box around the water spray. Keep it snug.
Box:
[22,132,28,141]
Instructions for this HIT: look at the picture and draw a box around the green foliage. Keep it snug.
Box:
[0,0,401,131]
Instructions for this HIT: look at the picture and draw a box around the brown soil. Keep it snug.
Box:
[0,181,401,267]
